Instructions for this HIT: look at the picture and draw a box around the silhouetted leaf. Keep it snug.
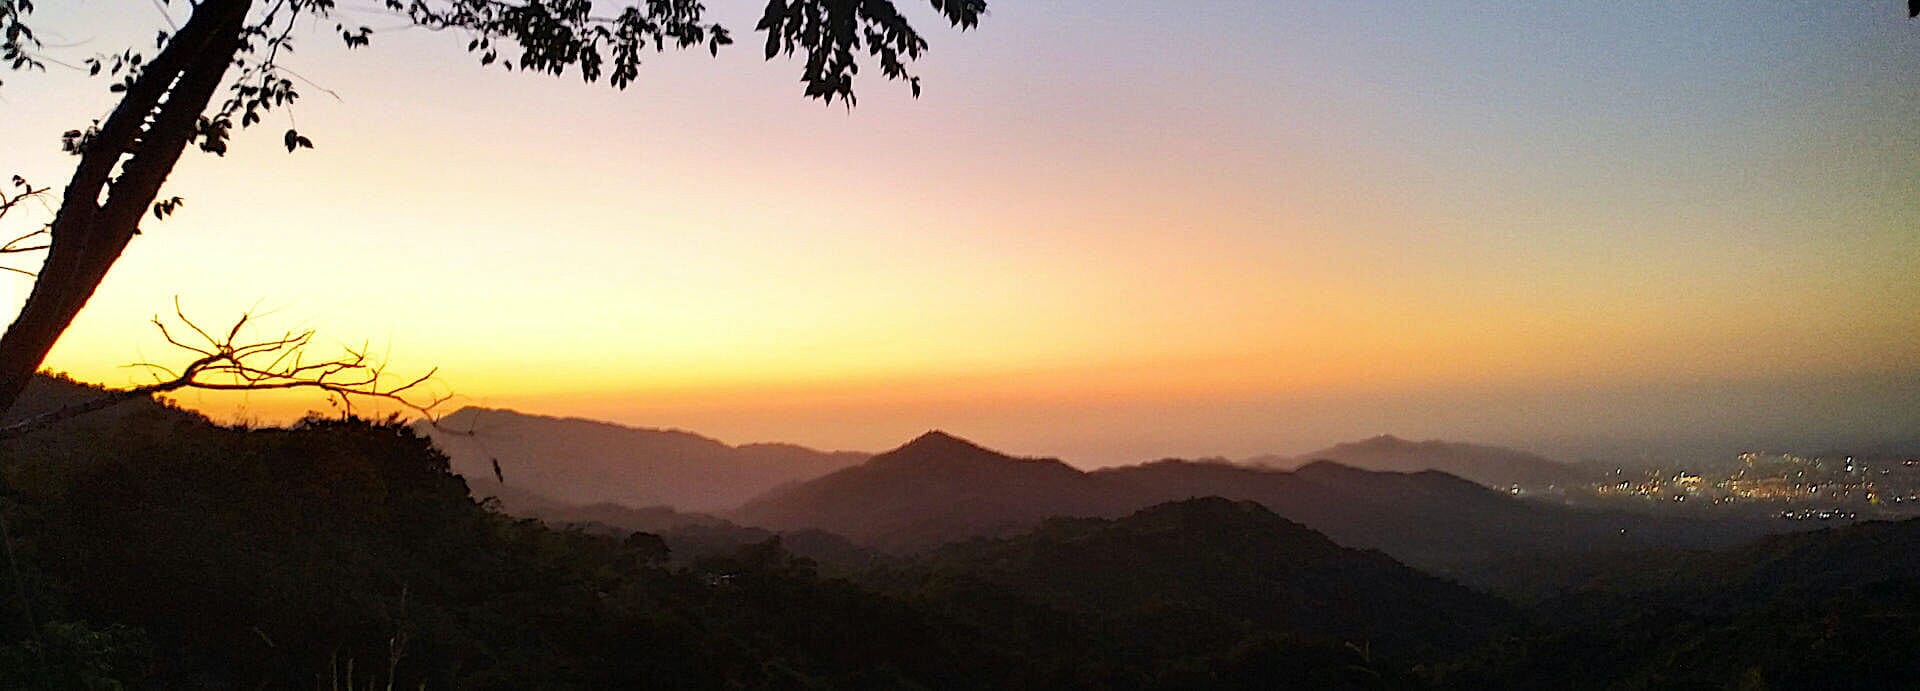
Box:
[282,129,312,152]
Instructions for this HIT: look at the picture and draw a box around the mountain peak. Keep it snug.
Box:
[911,429,966,444]
[890,430,993,457]
[854,430,1084,478]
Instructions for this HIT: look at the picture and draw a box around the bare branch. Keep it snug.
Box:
[0,177,49,218]
[0,178,48,228]
[0,303,451,440]
[0,175,50,276]
[174,296,221,349]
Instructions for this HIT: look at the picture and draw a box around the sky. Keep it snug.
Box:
[2,1,1917,467]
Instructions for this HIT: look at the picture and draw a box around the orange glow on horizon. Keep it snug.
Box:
[4,3,1916,463]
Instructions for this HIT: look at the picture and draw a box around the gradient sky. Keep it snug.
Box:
[3,1,1917,466]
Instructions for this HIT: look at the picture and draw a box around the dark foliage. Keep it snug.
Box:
[0,382,1406,689]
[2,379,1916,689]
[1441,518,1920,689]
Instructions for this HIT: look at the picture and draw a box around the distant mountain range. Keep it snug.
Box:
[418,407,867,512]
[1247,434,1587,489]
[409,411,1792,576]
[734,431,1785,574]
[9,376,1912,688]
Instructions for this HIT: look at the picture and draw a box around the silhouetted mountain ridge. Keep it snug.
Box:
[1252,434,1587,489]
[419,407,867,512]
[734,431,1105,550]
[870,429,1076,471]
[739,430,1789,573]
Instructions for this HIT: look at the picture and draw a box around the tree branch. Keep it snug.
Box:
[0,175,49,276]
[0,300,451,441]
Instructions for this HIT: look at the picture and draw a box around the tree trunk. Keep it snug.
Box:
[0,0,253,417]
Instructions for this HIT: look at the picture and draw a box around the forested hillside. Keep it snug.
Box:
[1,379,1914,689]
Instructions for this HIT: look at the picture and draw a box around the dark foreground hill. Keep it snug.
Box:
[0,372,206,433]
[0,379,1416,688]
[418,407,866,512]
[517,500,887,573]
[1252,434,1586,489]
[897,498,1512,661]
[736,431,1785,574]
[2,415,1047,688]
[1445,517,1920,689]
[0,378,1910,689]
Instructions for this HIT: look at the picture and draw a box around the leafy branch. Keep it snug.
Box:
[0,0,42,88]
